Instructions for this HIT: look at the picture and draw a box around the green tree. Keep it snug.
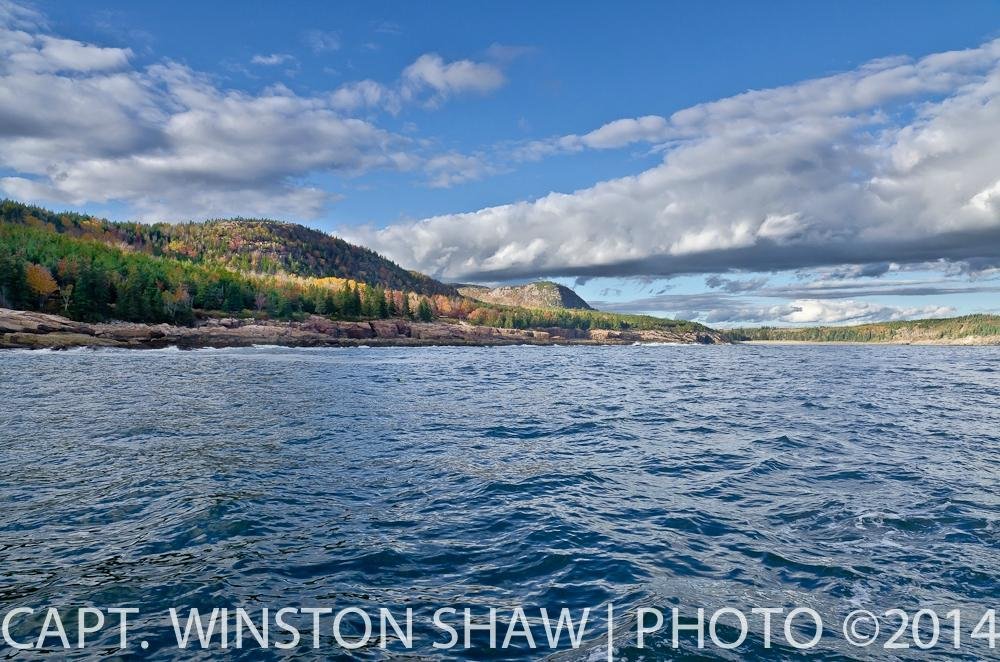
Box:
[313,288,328,315]
[417,298,433,322]
[0,250,27,309]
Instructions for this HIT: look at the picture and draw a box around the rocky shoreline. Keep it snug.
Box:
[0,308,726,350]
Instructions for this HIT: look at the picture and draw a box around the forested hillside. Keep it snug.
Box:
[726,315,1000,343]
[0,200,710,334]
[0,221,433,324]
[0,200,453,295]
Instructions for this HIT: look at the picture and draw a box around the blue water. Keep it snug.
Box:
[1,344,999,660]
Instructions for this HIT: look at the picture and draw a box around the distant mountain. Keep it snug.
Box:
[457,281,594,310]
[0,200,453,296]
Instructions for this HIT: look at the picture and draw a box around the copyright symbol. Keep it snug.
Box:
[843,610,879,647]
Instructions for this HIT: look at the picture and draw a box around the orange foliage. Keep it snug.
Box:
[25,263,58,304]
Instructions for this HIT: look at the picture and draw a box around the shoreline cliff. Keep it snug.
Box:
[0,308,727,350]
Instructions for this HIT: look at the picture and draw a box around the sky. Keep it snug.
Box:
[2,0,1000,325]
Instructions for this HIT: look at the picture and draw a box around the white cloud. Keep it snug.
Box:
[517,115,671,159]
[350,39,1000,280]
[0,0,42,29]
[329,79,398,113]
[660,298,952,325]
[250,53,294,66]
[0,16,419,220]
[0,6,507,218]
[402,54,504,98]
[777,299,953,325]
[329,53,507,115]
[424,152,496,188]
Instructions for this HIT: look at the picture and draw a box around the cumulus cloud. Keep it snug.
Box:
[330,53,506,114]
[402,54,504,98]
[329,79,400,114]
[777,300,954,325]
[0,27,410,219]
[351,39,1000,281]
[0,8,508,219]
[516,115,672,160]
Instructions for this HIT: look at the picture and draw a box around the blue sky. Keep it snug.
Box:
[3,0,1000,324]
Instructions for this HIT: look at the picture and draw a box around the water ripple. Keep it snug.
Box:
[1,344,999,659]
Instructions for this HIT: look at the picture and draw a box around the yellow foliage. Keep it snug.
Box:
[25,263,58,302]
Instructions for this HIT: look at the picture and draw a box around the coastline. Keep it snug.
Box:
[0,308,726,350]
[741,338,1000,346]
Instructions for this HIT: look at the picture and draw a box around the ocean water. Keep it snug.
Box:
[1,344,999,660]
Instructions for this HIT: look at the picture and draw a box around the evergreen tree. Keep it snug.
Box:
[323,290,338,316]
[313,289,328,315]
[370,284,389,318]
[0,249,27,309]
[224,282,245,313]
[417,298,433,322]
[349,283,362,317]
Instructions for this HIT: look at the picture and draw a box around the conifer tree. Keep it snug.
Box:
[417,298,433,322]
[0,250,27,309]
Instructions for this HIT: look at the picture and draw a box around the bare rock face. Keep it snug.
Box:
[0,309,93,335]
[369,320,406,338]
[339,322,377,340]
[457,281,594,310]
[300,315,336,334]
[0,331,122,349]
[1,307,727,350]
[93,323,167,341]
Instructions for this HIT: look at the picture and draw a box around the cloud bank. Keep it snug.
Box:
[351,40,1000,280]
[592,292,955,326]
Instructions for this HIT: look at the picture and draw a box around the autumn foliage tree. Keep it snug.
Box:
[25,263,58,309]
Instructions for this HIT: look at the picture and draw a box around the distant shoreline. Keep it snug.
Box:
[741,338,1000,346]
[8,308,999,351]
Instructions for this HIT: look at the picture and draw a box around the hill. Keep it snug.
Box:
[0,200,715,338]
[726,315,1000,344]
[0,200,453,296]
[457,281,593,310]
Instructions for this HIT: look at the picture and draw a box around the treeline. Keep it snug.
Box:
[0,199,454,296]
[0,223,435,324]
[460,301,706,332]
[725,315,1000,342]
[419,294,704,332]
